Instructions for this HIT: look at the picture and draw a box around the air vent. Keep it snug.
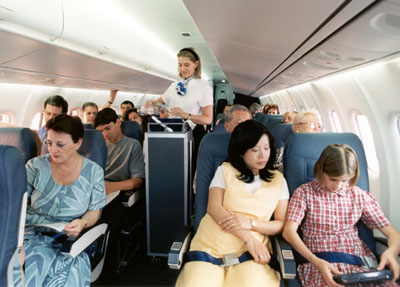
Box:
[370,12,400,37]
[180,32,192,37]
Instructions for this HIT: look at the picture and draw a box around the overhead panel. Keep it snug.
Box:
[184,0,345,96]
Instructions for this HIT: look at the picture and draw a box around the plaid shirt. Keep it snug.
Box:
[287,180,396,287]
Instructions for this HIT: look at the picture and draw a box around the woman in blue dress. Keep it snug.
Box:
[14,114,106,287]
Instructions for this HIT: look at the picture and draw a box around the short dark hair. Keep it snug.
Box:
[227,120,276,183]
[121,101,134,108]
[82,102,98,111]
[44,95,68,113]
[94,108,118,128]
[45,114,83,142]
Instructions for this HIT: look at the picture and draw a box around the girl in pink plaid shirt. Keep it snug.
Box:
[283,144,400,287]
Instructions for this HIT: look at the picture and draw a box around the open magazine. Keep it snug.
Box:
[25,221,68,233]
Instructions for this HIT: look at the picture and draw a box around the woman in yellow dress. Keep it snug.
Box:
[177,120,289,287]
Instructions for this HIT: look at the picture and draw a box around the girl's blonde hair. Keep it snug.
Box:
[177,48,202,79]
[313,144,360,187]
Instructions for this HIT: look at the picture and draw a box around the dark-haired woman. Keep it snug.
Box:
[177,120,289,287]
[123,108,149,133]
[14,114,106,287]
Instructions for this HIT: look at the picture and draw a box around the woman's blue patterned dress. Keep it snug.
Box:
[13,154,106,287]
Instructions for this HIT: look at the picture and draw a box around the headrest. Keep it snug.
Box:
[283,132,368,194]
[195,132,231,231]
[212,124,227,133]
[82,123,94,129]
[254,112,264,122]
[121,121,143,143]
[270,124,294,150]
[258,114,283,128]
[78,129,107,170]
[0,145,26,285]
[0,127,37,163]
[283,132,373,253]
[265,115,284,131]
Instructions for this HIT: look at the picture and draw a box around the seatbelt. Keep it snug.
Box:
[186,250,253,267]
[296,251,377,268]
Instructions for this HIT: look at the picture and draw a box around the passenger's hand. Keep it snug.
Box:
[110,90,118,102]
[311,256,343,287]
[170,107,188,119]
[378,249,400,281]
[105,181,117,194]
[64,219,86,237]
[218,210,251,232]
[245,236,271,265]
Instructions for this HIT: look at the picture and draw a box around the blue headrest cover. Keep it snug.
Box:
[78,129,107,170]
[121,121,143,142]
[194,132,231,231]
[0,145,26,285]
[0,128,37,163]
[270,124,293,150]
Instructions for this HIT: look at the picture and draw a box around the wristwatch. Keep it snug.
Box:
[187,113,192,120]
[250,219,256,229]
[108,100,113,104]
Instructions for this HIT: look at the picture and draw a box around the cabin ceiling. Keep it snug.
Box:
[0,0,400,97]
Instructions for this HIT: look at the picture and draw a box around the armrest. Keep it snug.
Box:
[121,187,144,207]
[61,223,108,258]
[273,235,297,280]
[168,225,192,270]
[106,190,120,205]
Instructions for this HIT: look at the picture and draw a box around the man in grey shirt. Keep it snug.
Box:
[95,108,144,193]
[94,108,145,272]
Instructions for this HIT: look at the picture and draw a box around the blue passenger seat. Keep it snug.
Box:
[211,123,227,133]
[78,129,107,170]
[0,145,27,286]
[283,133,376,259]
[0,127,37,163]
[169,132,298,285]
[270,124,294,151]
[121,120,143,144]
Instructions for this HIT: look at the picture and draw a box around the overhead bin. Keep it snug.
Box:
[0,0,63,39]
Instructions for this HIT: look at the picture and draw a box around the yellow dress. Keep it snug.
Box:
[177,163,283,287]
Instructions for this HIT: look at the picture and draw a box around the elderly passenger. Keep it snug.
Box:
[292,111,322,133]
[224,105,252,133]
[14,114,106,286]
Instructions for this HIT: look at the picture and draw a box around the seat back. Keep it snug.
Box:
[257,114,283,129]
[270,124,294,150]
[283,132,374,253]
[265,115,284,131]
[212,124,227,133]
[0,145,27,286]
[121,120,143,143]
[0,127,37,163]
[254,112,264,122]
[194,132,231,231]
[83,123,94,129]
[78,129,107,170]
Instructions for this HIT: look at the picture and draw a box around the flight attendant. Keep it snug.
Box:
[147,47,213,164]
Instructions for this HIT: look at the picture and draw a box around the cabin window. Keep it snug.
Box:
[354,113,379,172]
[397,117,400,136]
[330,111,342,132]
[30,112,44,130]
[0,113,11,125]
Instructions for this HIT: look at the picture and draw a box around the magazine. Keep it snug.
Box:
[25,221,68,233]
